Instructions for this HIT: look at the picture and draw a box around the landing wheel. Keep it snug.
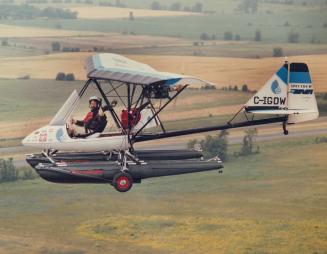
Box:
[283,129,289,135]
[112,172,133,192]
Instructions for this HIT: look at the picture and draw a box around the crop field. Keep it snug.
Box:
[6,33,189,52]
[0,53,326,91]
[0,136,327,254]
[0,24,104,38]
[71,6,197,19]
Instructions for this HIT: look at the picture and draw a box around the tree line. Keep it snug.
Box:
[0,4,77,19]
[150,1,203,12]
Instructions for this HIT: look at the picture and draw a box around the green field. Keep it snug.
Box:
[1,136,327,254]
[0,46,45,58]
[0,79,82,122]
[0,78,248,127]
[114,42,327,58]
[1,1,326,43]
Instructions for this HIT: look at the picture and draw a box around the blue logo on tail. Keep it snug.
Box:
[271,80,281,94]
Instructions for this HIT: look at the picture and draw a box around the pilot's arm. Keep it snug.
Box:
[71,112,93,126]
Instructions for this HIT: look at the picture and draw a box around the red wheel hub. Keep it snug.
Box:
[116,176,130,190]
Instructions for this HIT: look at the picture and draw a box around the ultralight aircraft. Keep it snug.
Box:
[23,53,319,192]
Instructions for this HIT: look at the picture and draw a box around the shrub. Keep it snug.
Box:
[234,34,241,41]
[200,130,229,160]
[224,31,233,40]
[315,136,327,144]
[200,32,210,40]
[241,84,248,92]
[273,47,283,57]
[65,73,75,81]
[187,139,198,149]
[0,158,18,183]
[56,72,66,80]
[150,1,161,10]
[129,11,134,20]
[1,40,9,46]
[235,128,260,156]
[169,2,181,11]
[254,30,262,41]
[17,75,30,80]
[192,2,203,12]
[288,32,299,43]
[51,41,61,51]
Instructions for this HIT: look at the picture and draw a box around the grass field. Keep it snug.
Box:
[6,33,189,52]
[117,41,327,58]
[0,46,45,58]
[0,136,327,254]
[0,78,251,138]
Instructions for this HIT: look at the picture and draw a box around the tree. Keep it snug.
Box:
[237,0,258,13]
[273,47,283,57]
[51,41,61,51]
[183,6,191,12]
[129,11,134,21]
[56,72,66,80]
[0,158,18,183]
[150,1,161,10]
[192,2,203,12]
[254,30,261,41]
[288,32,299,43]
[65,73,75,81]
[200,32,210,40]
[224,31,233,40]
[237,128,259,156]
[234,34,241,41]
[169,2,181,11]
[241,84,248,92]
[200,130,229,161]
[1,40,9,46]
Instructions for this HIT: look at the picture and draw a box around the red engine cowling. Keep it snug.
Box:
[121,109,141,130]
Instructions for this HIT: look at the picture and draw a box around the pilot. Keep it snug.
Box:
[70,96,107,138]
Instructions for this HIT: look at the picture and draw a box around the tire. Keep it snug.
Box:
[112,172,133,192]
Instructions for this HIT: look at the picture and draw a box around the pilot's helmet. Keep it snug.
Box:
[89,96,101,108]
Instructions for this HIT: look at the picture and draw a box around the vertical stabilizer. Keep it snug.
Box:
[245,62,319,124]
[245,64,288,111]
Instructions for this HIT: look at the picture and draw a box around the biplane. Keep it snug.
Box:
[23,53,319,192]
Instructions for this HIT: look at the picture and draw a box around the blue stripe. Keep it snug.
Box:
[164,78,181,86]
[276,66,288,84]
[290,72,311,83]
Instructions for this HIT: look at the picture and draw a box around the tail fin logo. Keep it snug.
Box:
[271,80,281,94]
